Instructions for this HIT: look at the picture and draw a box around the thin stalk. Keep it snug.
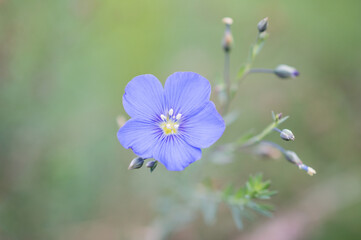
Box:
[273,127,282,133]
[222,50,231,115]
[241,121,278,147]
[240,116,289,148]
[249,68,274,74]
[228,35,260,107]
[224,50,231,99]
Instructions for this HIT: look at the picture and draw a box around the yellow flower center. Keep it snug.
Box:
[159,109,182,135]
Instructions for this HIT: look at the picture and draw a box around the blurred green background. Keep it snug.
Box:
[1,0,361,239]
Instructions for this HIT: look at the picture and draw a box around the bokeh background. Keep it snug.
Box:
[1,0,361,239]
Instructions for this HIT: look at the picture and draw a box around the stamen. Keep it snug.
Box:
[160,114,167,121]
[159,110,182,135]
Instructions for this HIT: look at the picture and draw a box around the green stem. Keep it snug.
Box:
[240,116,289,148]
[222,50,231,115]
[242,121,278,147]
[249,68,274,74]
[227,33,268,111]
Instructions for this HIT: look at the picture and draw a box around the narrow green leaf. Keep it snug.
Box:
[254,173,263,183]
[247,201,273,217]
[235,186,247,199]
[230,205,243,229]
[277,116,290,125]
[237,65,247,79]
[201,197,219,225]
[261,180,271,190]
[271,111,276,121]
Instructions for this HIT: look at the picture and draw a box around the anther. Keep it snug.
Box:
[161,114,167,121]
[169,109,174,116]
[176,113,182,120]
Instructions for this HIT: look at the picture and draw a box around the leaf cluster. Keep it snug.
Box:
[202,174,277,229]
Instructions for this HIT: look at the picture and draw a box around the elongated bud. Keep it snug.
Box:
[222,17,233,52]
[284,150,302,165]
[257,17,269,33]
[283,151,316,176]
[128,157,145,170]
[146,160,158,172]
[274,64,299,79]
[280,129,295,141]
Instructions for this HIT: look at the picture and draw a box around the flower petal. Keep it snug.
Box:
[180,101,225,148]
[164,72,211,116]
[123,74,165,120]
[117,118,161,158]
[153,136,202,171]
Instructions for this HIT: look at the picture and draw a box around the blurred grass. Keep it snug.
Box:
[0,0,360,239]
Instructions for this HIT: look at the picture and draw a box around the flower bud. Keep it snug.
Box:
[222,17,233,25]
[222,17,233,52]
[283,150,302,165]
[274,64,299,79]
[128,157,145,170]
[146,160,158,172]
[280,129,295,141]
[284,151,317,176]
[257,17,268,33]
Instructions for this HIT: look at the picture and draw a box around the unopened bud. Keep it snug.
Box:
[257,17,269,33]
[222,17,233,25]
[284,151,317,176]
[128,157,145,170]
[280,129,295,141]
[222,17,233,52]
[274,64,299,79]
[284,150,302,165]
[146,160,158,172]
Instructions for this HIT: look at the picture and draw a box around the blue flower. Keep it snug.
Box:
[117,72,225,171]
